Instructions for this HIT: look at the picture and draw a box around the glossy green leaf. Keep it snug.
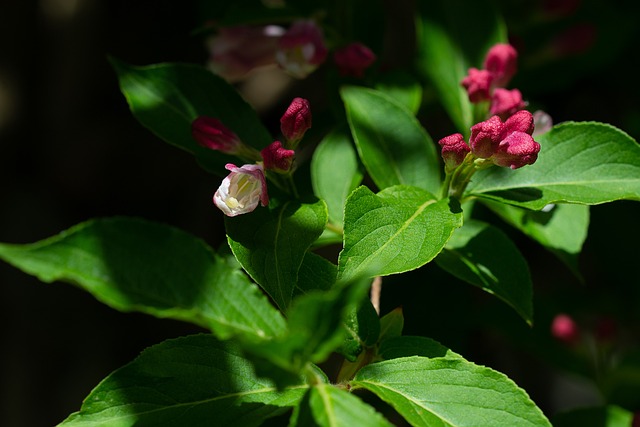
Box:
[374,70,423,114]
[435,219,534,324]
[0,218,285,341]
[552,405,634,427]
[340,300,380,361]
[226,199,328,311]
[290,384,393,427]
[341,86,441,195]
[295,252,337,296]
[59,335,306,427]
[483,201,589,277]
[416,0,506,133]
[353,356,552,427]
[111,59,271,174]
[377,336,462,361]
[467,122,640,209]
[311,127,363,227]
[338,185,463,282]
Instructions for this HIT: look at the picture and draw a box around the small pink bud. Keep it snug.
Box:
[276,20,328,78]
[261,141,295,173]
[280,97,312,144]
[213,163,269,217]
[551,314,580,345]
[333,42,376,78]
[470,115,504,159]
[493,131,540,169]
[470,111,540,169]
[461,68,493,103]
[490,88,526,119]
[483,43,518,88]
[438,133,471,171]
[191,116,242,154]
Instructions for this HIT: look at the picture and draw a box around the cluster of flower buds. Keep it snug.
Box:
[461,43,526,119]
[439,110,540,172]
[207,20,375,80]
[191,98,312,216]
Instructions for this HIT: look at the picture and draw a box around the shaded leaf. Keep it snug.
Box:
[60,335,306,427]
[226,200,328,311]
[0,218,285,341]
[435,219,534,324]
[377,336,462,361]
[341,86,441,195]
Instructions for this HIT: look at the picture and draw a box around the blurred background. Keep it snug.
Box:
[1,0,639,425]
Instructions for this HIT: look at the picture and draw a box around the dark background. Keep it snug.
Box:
[1,0,639,425]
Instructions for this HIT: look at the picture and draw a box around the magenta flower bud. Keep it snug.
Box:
[490,88,526,119]
[276,20,328,78]
[213,163,269,217]
[438,133,471,171]
[483,43,518,88]
[493,131,540,169]
[470,115,504,158]
[470,111,540,169]
[280,97,312,145]
[261,140,295,173]
[551,314,580,345]
[191,116,243,154]
[461,68,493,103]
[333,42,376,78]
[207,25,284,82]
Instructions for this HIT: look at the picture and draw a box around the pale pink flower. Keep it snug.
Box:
[275,20,327,78]
[213,163,269,216]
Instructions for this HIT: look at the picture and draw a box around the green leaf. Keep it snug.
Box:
[378,307,404,344]
[552,405,634,427]
[311,127,363,227]
[467,122,640,209]
[415,0,506,133]
[341,86,441,195]
[377,336,462,361]
[483,201,589,277]
[0,218,285,341]
[59,335,306,427]
[374,70,423,114]
[435,219,534,324]
[290,384,393,427]
[338,185,463,282]
[226,199,328,311]
[244,277,372,385]
[295,252,337,296]
[340,300,380,361]
[353,356,552,427]
[111,59,271,174]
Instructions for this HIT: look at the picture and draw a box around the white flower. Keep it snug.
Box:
[213,163,269,217]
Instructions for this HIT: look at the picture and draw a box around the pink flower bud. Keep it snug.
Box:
[280,97,312,144]
[207,25,284,81]
[551,314,580,345]
[483,43,518,88]
[261,141,295,173]
[490,88,526,119]
[276,20,328,78]
[438,133,471,171]
[461,68,493,103]
[213,163,269,217]
[333,42,376,77]
[470,111,540,169]
[191,116,243,154]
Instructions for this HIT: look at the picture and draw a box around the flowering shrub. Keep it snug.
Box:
[1,1,640,426]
